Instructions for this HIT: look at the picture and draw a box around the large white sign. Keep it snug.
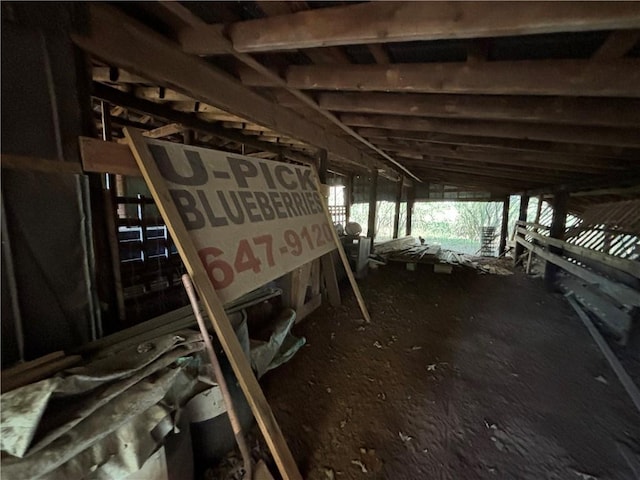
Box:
[144,139,336,304]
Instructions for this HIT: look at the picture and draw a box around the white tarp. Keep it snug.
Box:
[144,139,336,304]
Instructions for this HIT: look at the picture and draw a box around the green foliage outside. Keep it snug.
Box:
[349,196,541,255]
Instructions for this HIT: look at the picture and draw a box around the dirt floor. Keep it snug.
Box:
[261,262,640,480]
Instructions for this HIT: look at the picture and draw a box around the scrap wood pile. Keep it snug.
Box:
[372,236,513,275]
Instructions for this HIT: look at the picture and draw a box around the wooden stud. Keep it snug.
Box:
[406,184,415,236]
[320,253,341,307]
[123,128,302,480]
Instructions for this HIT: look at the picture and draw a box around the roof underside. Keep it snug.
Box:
[82,1,640,212]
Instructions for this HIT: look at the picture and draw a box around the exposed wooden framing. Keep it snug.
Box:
[92,84,320,167]
[516,236,640,308]
[401,156,577,184]
[345,173,353,222]
[318,92,640,128]
[406,184,415,236]
[143,123,185,139]
[392,177,403,239]
[166,3,420,182]
[514,194,530,262]
[217,2,640,52]
[592,29,640,59]
[367,168,378,243]
[544,191,569,289]
[1,153,83,174]
[356,127,640,161]
[370,139,621,172]
[499,196,510,255]
[517,226,640,280]
[80,137,142,177]
[235,60,640,98]
[135,86,193,102]
[72,5,383,176]
[341,114,640,148]
[124,128,302,479]
[526,171,640,196]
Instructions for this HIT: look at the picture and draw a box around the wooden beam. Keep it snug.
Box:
[220,2,640,52]
[1,153,82,175]
[318,92,640,128]
[370,139,624,172]
[143,123,185,139]
[124,128,302,480]
[72,5,376,172]
[356,127,640,161]
[341,114,640,148]
[238,60,640,97]
[368,44,390,64]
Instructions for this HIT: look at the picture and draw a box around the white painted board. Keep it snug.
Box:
[143,139,336,304]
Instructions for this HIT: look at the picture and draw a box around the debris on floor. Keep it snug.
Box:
[371,236,514,275]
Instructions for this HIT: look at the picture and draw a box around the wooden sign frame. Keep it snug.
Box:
[124,128,370,479]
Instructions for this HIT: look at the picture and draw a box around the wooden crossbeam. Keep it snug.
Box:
[318,92,640,128]
[341,114,640,148]
[72,4,376,173]
[592,29,640,59]
[143,123,185,139]
[356,127,640,161]
[274,60,640,97]
[372,140,623,173]
[194,2,640,53]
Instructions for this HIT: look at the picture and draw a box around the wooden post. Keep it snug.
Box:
[406,183,415,236]
[367,168,378,244]
[315,148,328,185]
[345,174,353,223]
[544,190,569,290]
[514,193,529,262]
[392,176,403,239]
[498,195,510,255]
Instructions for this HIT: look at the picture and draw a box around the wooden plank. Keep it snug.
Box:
[567,296,640,414]
[311,166,371,323]
[144,123,185,139]
[72,4,378,173]
[560,278,632,340]
[517,227,640,279]
[499,196,510,255]
[392,177,403,239]
[516,236,640,308]
[341,114,640,148]
[235,60,640,97]
[320,252,341,307]
[367,168,378,241]
[80,137,141,177]
[318,92,640,128]
[1,153,82,175]
[123,128,302,480]
[221,2,640,52]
